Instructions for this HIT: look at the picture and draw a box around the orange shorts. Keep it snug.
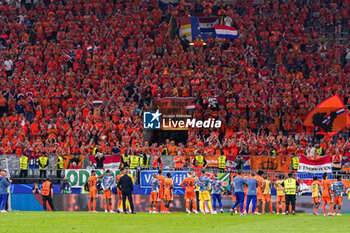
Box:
[257,191,262,200]
[103,190,112,199]
[158,189,164,199]
[313,197,320,203]
[151,192,158,202]
[277,195,285,202]
[89,190,97,199]
[185,191,195,200]
[117,189,122,199]
[263,194,271,202]
[322,196,332,205]
[334,196,342,205]
[164,194,172,201]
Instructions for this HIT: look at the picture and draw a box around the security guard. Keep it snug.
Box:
[41,177,54,211]
[19,153,29,182]
[291,154,299,170]
[314,143,325,156]
[39,153,49,179]
[140,154,150,169]
[54,155,64,180]
[129,154,140,169]
[218,154,227,170]
[121,153,130,168]
[193,152,206,168]
[281,173,300,215]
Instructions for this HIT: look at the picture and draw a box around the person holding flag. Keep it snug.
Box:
[102,170,115,213]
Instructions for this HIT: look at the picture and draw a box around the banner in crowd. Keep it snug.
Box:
[226,156,251,170]
[178,17,219,41]
[65,169,136,188]
[153,97,197,130]
[250,156,291,171]
[140,170,188,188]
[88,155,121,169]
[214,25,238,39]
[297,155,332,174]
[303,95,350,137]
[62,155,86,169]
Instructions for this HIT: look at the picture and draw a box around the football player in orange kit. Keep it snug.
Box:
[157,170,166,213]
[164,173,174,213]
[88,170,104,213]
[321,172,334,216]
[180,171,198,213]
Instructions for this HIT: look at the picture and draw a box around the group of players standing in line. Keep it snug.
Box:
[84,167,347,216]
[150,170,346,216]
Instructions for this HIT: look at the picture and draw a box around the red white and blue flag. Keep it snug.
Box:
[298,155,332,174]
[214,25,238,39]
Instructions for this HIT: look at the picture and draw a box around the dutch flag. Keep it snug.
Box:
[214,25,238,39]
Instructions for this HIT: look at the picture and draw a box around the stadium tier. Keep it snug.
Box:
[0,0,350,226]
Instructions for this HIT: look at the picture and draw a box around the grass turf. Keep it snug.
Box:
[0,212,349,233]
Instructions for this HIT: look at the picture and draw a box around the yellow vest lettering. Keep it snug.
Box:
[218,156,226,169]
[195,155,204,167]
[140,157,149,169]
[284,178,296,195]
[130,156,140,169]
[292,157,299,170]
[55,156,64,169]
[20,156,28,169]
[122,155,130,168]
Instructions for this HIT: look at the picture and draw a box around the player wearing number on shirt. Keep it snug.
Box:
[321,172,334,216]
[331,175,345,216]
[311,176,322,215]
[180,171,198,214]
[150,173,160,213]
[164,173,174,213]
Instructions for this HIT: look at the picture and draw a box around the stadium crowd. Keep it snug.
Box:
[0,0,349,167]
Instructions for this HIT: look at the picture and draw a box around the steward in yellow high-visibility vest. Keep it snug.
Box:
[130,155,140,169]
[39,154,48,179]
[55,155,64,179]
[193,153,206,167]
[122,154,130,168]
[19,154,29,182]
[281,173,300,215]
[218,155,227,170]
[140,154,149,169]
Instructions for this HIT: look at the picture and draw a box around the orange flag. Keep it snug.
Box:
[303,95,350,137]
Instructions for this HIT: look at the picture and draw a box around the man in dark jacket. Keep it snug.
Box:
[234,155,245,170]
[117,167,135,214]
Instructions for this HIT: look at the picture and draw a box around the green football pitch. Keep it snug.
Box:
[0,212,349,233]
